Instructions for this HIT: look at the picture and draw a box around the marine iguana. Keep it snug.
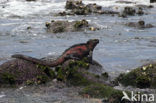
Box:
[12,39,99,67]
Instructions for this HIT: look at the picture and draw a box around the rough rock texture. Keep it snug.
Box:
[115,63,156,89]
[0,55,125,102]
[26,0,36,1]
[119,6,145,18]
[126,20,154,29]
[56,0,119,16]
[116,1,134,4]
[0,59,55,86]
[150,0,156,3]
[45,20,99,33]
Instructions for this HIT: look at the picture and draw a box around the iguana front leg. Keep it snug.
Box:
[87,51,93,63]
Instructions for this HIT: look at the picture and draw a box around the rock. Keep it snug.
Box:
[136,4,154,9]
[45,19,99,33]
[27,26,32,30]
[0,54,124,102]
[126,20,154,29]
[0,59,55,86]
[150,0,156,3]
[79,84,123,103]
[0,56,110,87]
[26,0,36,1]
[123,7,136,16]
[65,0,83,10]
[57,0,118,16]
[96,10,119,15]
[89,27,96,31]
[116,1,134,4]
[119,6,145,17]
[115,63,156,89]
[136,7,144,15]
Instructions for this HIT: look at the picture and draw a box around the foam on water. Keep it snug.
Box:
[84,0,150,7]
[0,0,65,17]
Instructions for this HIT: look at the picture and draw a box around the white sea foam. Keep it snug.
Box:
[84,0,150,7]
[0,0,65,17]
[0,94,5,98]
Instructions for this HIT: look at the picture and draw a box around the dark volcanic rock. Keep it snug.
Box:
[123,7,136,16]
[119,6,145,18]
[136,4,154,9]
[45,19,99,33]
[0,59,55,86]
[65,0,84,10]
[0,56,106,86]
[116,1,134,4]
[26,0,36,1]
[0,57,124,103]
[150,0,156,3]
[56,0,119,16]
[126,20,154,29]
[115,63,156,89]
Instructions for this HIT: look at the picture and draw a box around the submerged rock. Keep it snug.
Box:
[115,63,156,89]
[56,0,119,16]
[136,4,154,9]
[26,0,36,1]
[45,19,99,33]
[126,20,154,29]
[119,6,144,18]
[150,0,156,3]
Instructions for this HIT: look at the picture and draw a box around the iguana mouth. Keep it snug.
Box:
[89,39,99,43]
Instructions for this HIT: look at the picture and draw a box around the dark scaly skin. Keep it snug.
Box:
[12,39,99,67]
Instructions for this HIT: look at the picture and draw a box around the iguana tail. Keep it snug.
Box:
[12,54,65,67]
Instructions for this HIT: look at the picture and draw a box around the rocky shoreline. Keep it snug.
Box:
[0,0,156,103]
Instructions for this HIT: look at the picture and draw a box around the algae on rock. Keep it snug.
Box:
[0,59,55,86]
[116,63,156,88]
[45,20,98,33]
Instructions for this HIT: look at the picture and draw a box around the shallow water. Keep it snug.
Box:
[0,0,156,75]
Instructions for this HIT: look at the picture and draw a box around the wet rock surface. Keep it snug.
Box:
[150,0,156,3]
[56,0,119,16]
[116,1,134,4]
[45,19,99,33]
[0,56,125,103]
[119,6,145,18]
[0,59,55,86]
[26,0,36,1]
[126,20,154,29]
[115,62,156,89]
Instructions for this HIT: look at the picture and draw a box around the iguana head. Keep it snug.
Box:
[87,39,99,50]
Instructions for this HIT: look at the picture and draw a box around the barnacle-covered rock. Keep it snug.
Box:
[115,63,156,88]
[45,19,99,33]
